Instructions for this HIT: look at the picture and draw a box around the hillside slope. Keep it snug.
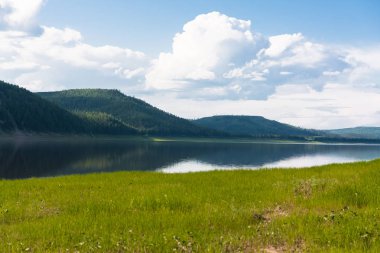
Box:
[325,127,380,139]
[0,81,137,135]
[193,115,317,137]
[39,89,220,136]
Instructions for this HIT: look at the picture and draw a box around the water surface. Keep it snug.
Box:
[1,138,380,179]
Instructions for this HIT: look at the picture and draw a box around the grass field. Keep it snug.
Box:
[1,160,380,252]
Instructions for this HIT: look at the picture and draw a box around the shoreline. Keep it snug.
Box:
[1,133,380,145]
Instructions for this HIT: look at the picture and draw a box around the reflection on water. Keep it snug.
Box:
[1,138,380,179]
[160,155,359,173]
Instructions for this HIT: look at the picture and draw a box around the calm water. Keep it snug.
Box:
[1,138,380,179]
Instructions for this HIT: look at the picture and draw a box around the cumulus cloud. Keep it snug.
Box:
[145,12,377,100]
[224,34,351,96]
[0,0,44,30]
[146,12,265,91]
[344,46,380,87]
[0,0,150,91]
[263,33,304,57]
[0,26,150,91]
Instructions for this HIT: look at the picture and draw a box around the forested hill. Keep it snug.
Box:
[0,81,137,135]
[193,115,318,138]
[38,89,221,136]
[6,80,376,140]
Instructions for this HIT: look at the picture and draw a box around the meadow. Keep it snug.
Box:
[1,160,380,252]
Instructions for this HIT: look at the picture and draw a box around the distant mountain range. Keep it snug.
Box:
[1,80,379,141]
[325,127,380,140]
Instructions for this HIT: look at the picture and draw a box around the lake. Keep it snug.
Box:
[1,138,380,179]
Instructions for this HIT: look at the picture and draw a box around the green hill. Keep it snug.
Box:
[2,81,378,141]
[0,81,137,135]
[193,115,317,138]
[74,111,138,135]
[325,127,380,139]
[38,89,220,136]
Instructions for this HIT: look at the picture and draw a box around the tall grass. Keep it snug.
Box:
[1,160,380,252]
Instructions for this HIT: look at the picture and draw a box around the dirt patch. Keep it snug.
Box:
[262,238,305,253]
[294,180,313,198]
[37,203,60,218]
[294,178,338,199]
[253,205,289,223]
[263,245,286,253]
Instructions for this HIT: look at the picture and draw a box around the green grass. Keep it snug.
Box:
[1,160,380,252]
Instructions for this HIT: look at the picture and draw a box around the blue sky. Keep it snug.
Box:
[38,0,380,56]
[0,0,379,129]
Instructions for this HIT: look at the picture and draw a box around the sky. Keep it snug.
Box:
[0,0,379,129]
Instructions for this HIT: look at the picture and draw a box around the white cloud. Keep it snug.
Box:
[146,12,264,90]
[263,33,304,57]
[0,0,44,29]
[345,46,380,87]
[323,71,340,76]
[0,1,150,90]
[145,12,358,100]
[223,35,351,97]
[0,26,150,91]
[14,77,64,92]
